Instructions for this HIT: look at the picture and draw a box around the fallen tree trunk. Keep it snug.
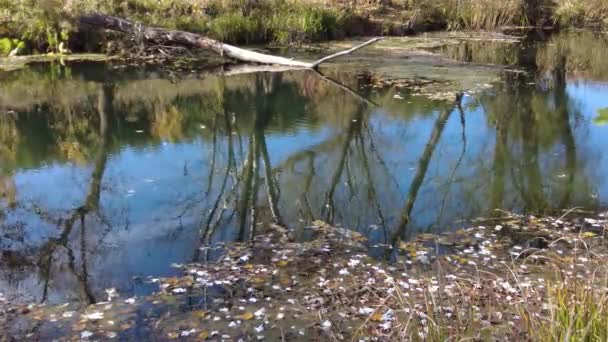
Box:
[79,14,382,69]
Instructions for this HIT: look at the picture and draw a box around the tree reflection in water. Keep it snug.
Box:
[0,31,607,305]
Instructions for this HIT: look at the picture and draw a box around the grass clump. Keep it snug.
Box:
[446,0,526,30]
[527,279,608,341]
[208,11,261,44]
[553,0,608,27]
[0,0,347,52]
[404,0,528,30]
[207,0,346,44]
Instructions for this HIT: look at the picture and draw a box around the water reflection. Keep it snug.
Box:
[0,32,607,305]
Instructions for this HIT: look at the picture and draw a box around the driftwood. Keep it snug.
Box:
[79,14,382,69]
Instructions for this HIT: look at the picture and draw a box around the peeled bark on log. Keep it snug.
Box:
[79,14,381,69]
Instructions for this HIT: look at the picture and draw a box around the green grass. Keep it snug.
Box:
[0,0,347,53]
[1,0,607,55]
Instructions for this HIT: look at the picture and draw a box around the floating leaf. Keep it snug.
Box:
[251,277,265,284]
[582,231,597,238]
[235,312,254,321]
[593,108,608,125]
[277,260,289,267]
[197,330,210,340]
[370,312,383,322]
[417,233,438,241]
[192,310,208,318]
[398,242,412,251]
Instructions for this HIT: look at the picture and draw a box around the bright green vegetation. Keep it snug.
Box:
[0,38,25,56]
[1,0,607,55]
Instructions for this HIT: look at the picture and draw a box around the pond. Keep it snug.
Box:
[0,31,607,306]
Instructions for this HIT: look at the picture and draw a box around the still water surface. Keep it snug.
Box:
[0,31,607,305]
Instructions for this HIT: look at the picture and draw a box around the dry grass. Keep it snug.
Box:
[444,0,526,30]
[554,0,608,27]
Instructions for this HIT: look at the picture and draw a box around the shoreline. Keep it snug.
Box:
[1,0,607,57]
[2,212,607,340]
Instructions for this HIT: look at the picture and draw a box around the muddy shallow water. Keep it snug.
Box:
[0,31,607,306]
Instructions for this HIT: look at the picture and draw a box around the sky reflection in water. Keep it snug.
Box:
[0,32,607,304]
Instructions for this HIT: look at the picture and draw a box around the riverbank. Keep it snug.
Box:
[1,0,607,56]
[2,213,607,340]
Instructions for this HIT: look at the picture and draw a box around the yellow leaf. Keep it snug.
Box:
[277,260,289,267]
[235,312,254,321]
[370,312,383,322]
[197,330,209,340]
[251,277,265,284]
[192,310,208,318]
[243,263,254,269]
[582,232,597,238]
